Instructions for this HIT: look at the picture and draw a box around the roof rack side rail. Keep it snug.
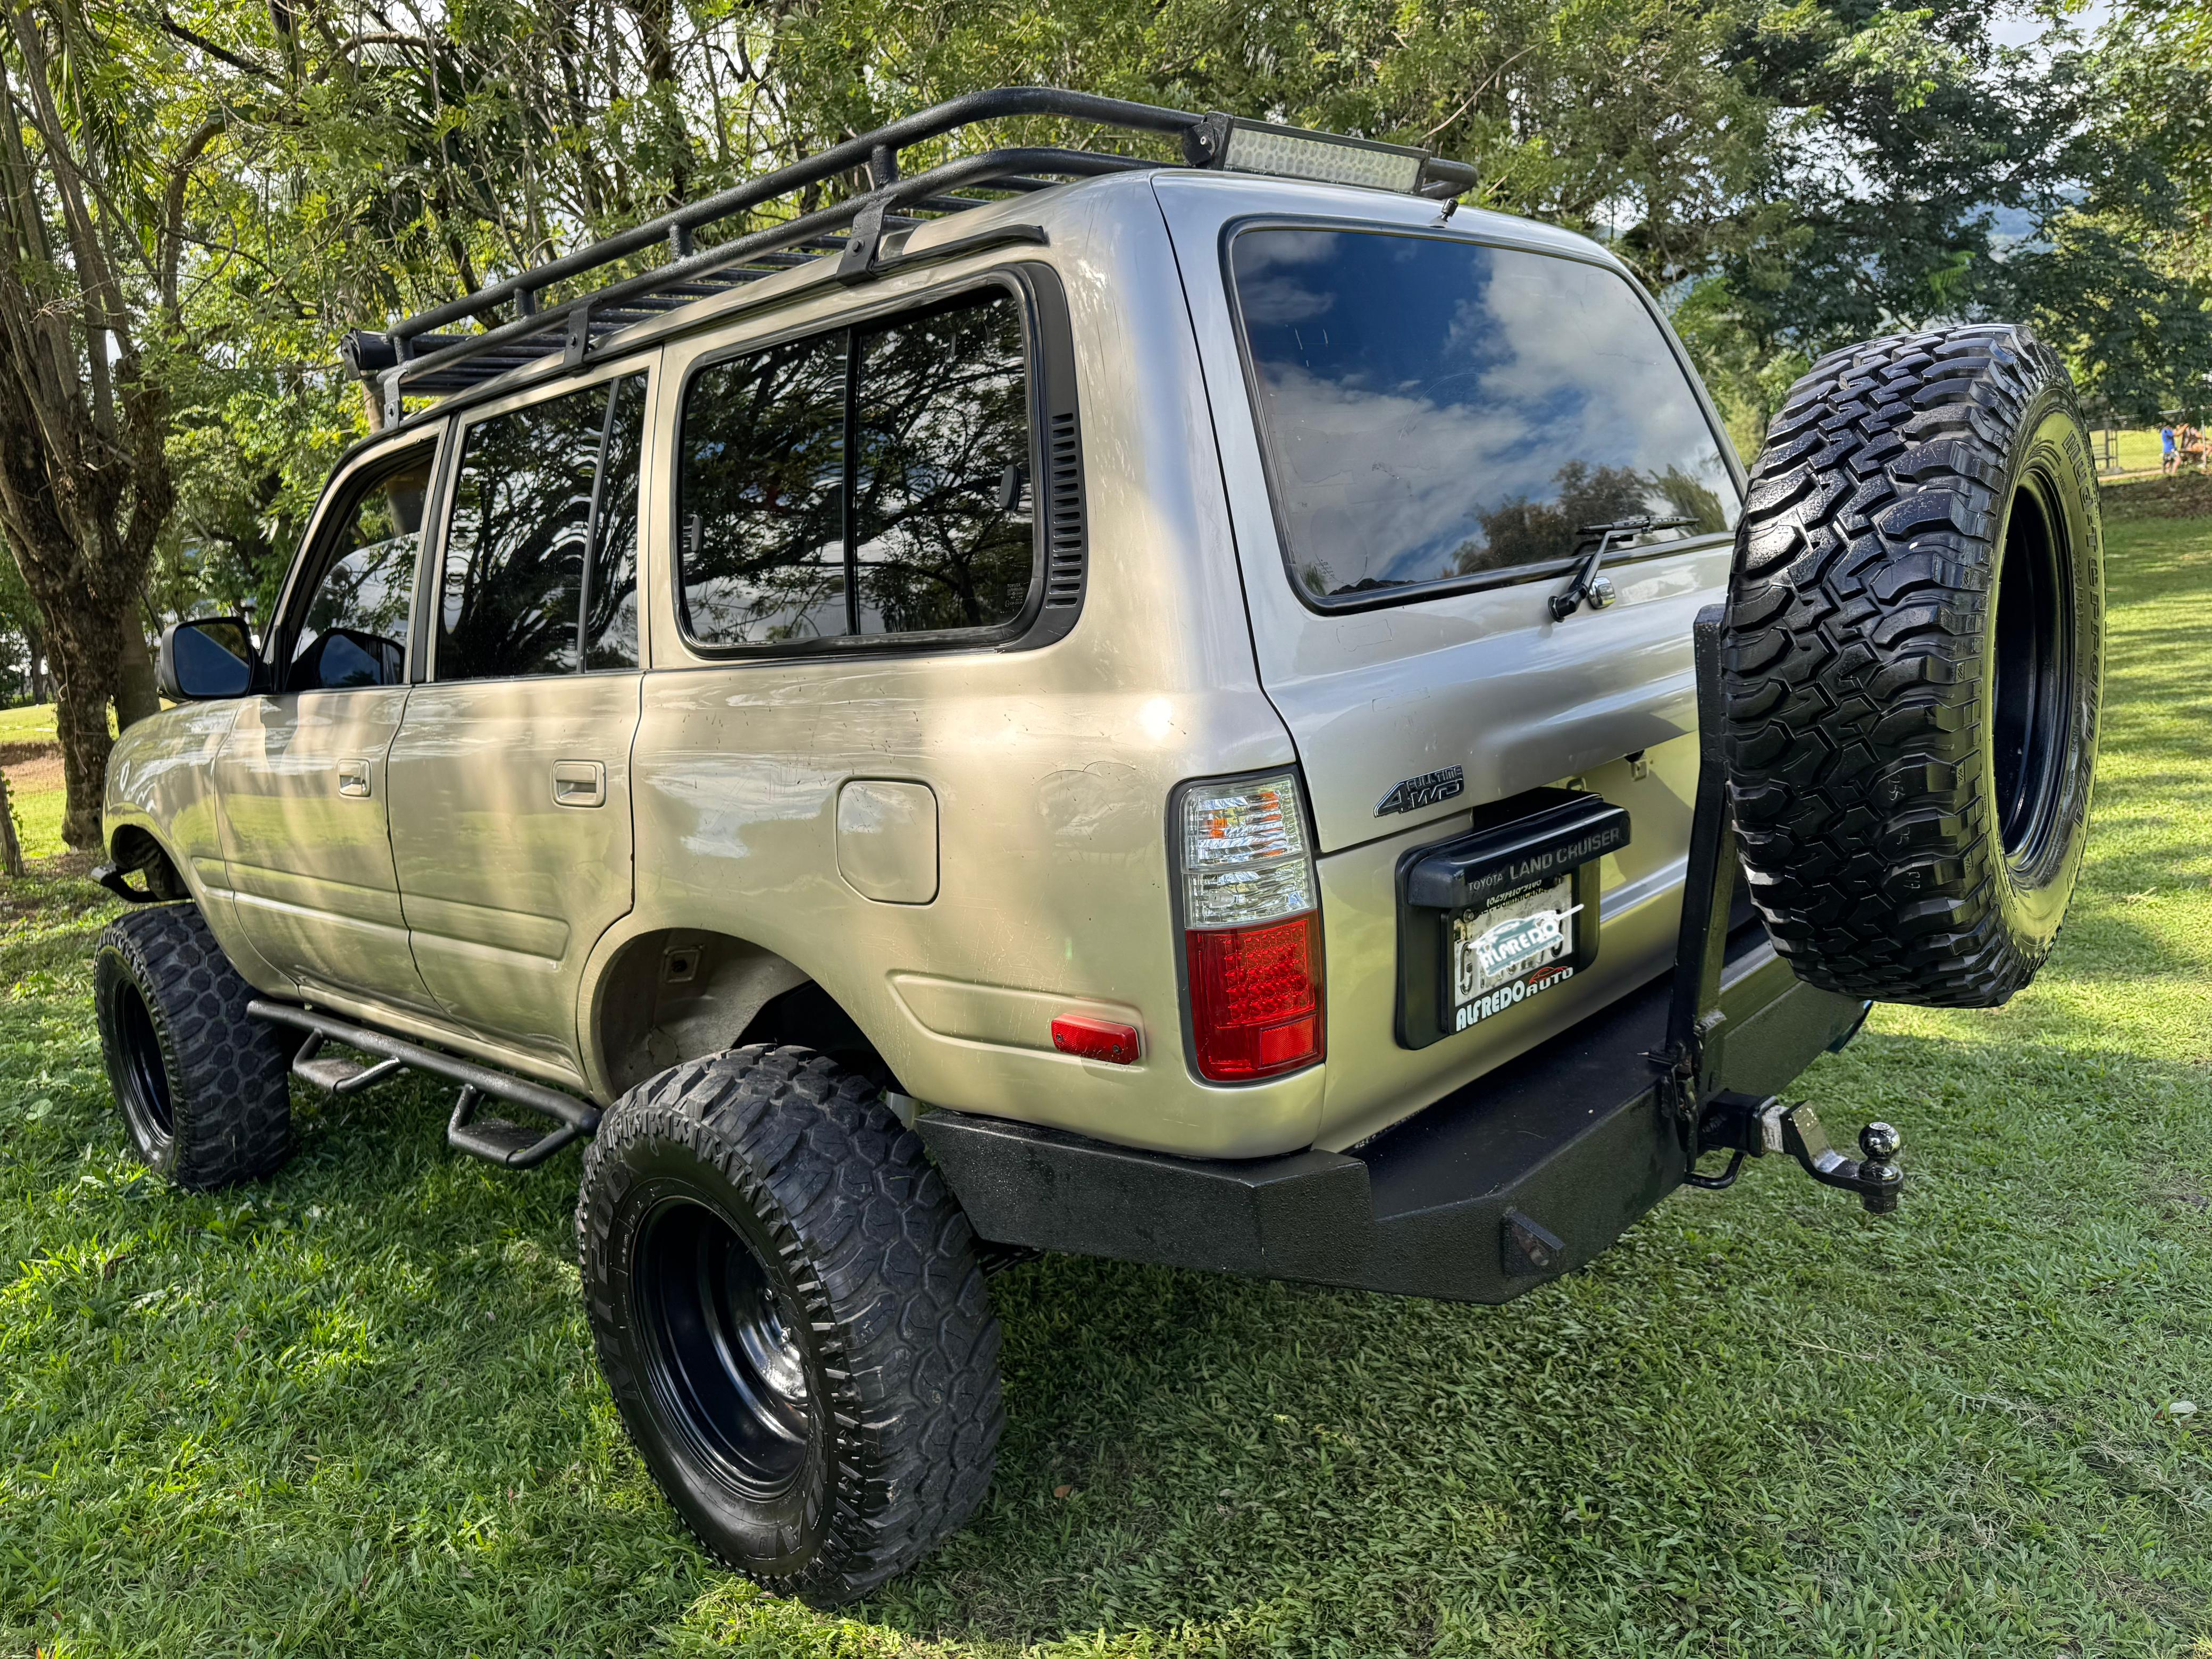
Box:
[357,86,1481,417]
[370,146,1141,420]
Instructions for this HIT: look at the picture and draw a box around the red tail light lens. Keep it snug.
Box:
[1185,912,1325,1081]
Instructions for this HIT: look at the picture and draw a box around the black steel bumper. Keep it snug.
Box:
[919,932,1865,1304]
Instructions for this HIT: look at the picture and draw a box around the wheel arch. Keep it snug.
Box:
[582,920,896,1101]
[106,816,192,903]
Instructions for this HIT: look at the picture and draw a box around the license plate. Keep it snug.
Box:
[1448,875,1580,1032]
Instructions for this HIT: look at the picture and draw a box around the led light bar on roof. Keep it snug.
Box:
[1214,116,1428,194]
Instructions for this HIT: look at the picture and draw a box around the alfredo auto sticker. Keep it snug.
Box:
[1450,875,1581,1033]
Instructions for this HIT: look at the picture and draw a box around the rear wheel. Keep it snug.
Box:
[577,1045,1002,1604]
[93,904,294,1187]
[1721,323,2102,1006]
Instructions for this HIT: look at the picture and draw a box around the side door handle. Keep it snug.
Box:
[337,759,372,798]
[552,759,606,809]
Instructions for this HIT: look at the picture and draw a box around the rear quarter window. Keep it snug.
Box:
[676,286,1036,651]
[1228,228,1739,607]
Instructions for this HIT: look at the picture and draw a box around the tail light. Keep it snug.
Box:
[1175,771,1325,1082]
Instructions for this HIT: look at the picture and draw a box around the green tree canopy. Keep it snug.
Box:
[2,0,2205,842]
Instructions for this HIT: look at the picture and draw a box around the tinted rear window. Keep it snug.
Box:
[1229,229,1738,605]
[435,373,648,682]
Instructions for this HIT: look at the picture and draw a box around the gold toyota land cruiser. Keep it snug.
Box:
[93,89,2104,1603]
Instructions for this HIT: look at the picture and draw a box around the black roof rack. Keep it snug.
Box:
[343,86,1478,422]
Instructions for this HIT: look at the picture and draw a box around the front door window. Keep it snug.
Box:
[289,449,433,690]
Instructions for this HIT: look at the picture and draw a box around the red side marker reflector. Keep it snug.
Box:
[1051,1015,1142,1066]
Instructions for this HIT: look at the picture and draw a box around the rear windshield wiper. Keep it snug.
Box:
[1549,515,1699,621]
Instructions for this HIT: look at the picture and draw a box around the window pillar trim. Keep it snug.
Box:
[576,376,625,668]
[841,326,862,637]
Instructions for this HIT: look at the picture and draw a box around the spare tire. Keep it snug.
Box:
[1721,323,2102,1007]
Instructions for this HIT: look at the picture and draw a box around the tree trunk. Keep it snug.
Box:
[115,609,158,726]
[0,444,127,849]
[0,770,22,877]
[45,613,118,850]
[0,10,179,853]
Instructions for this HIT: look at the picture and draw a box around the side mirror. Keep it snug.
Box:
[157,617,259,701]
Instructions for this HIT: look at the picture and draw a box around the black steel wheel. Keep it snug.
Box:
[635,1193,819,1504]
[1989,466,2076,874]
[93,903,294,1188]
[1721,323,2102,1006]
[578,1045,1002,1604]
[111,976,176,1155]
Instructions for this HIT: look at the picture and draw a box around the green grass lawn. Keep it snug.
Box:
[3,501,2210,1657]
[2106,427,2164,474]
[6,781,67,863]
[1,702,70,862]
[0,703,57,741]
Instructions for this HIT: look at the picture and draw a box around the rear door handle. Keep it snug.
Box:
[552,759,606,809]
[337,759,371,798]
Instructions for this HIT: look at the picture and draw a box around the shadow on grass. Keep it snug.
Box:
[843,1024,2212,1652]
[11,983,2210,1654]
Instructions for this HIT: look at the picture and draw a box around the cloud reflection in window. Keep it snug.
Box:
[1230,229,1738,602]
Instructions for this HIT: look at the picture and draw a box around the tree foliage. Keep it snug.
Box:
[0,0,2205,844]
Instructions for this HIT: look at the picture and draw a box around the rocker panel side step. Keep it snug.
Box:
[248,999,600,1168]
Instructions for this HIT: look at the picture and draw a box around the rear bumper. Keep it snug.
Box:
[918,939,1865,1303]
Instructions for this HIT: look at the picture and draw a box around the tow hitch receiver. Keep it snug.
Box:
[1773,1103,1903,1213]
[1690,1092,1904,1213]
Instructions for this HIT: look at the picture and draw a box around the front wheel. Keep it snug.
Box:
[576,1045,1002,1604]
[93,904,294,1188]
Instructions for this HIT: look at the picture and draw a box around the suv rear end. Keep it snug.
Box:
[1152,172,1746,1152]
[859,168,1764,1161]
[916,167,1865,1280]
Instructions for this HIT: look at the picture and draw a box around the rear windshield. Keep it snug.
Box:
[1228,228,1738,606]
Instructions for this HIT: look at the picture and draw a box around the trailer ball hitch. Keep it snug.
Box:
[1687,1093,1903,1213]
[1770,1103,1903,1214]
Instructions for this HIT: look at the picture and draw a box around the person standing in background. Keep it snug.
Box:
[2161,420,2179,474]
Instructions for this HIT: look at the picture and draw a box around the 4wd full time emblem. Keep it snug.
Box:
[1376,765,1465,817]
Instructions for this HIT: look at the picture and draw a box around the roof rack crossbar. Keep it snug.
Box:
[387,88,1202,351]
[378,146,1149,405]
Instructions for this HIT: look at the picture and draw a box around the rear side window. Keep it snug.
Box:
[677,334,849,646]
[1229,229,1738,606]
[435,372,648,682]
[677,286,1034,650]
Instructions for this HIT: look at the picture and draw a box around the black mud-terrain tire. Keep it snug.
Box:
[1722,323,2103,1006]
[577,1045,1002,1605]
[93,904,295,1187]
